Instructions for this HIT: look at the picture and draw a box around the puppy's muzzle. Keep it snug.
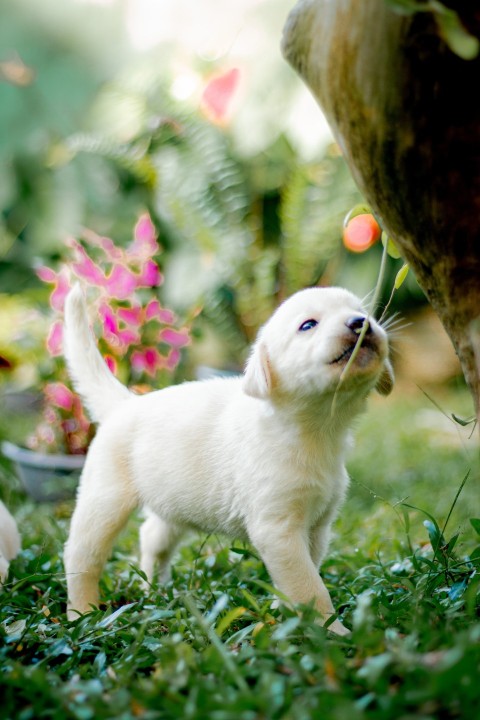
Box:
[345,315,371,336]
[329,315,380,365]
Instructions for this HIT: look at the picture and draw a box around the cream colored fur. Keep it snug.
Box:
[0,500,21,585]
[63,284,393,635]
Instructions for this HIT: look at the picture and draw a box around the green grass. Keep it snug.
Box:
[1,386,479,719]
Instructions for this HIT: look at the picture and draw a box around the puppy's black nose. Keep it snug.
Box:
[346,316,371,335]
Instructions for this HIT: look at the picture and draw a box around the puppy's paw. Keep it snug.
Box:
[0,554,10,586]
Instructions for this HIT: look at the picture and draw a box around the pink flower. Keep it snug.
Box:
[104,355,117,374]
[36,266,57,283]
[159,328,190,348]
[166,348,181,371]
[131,214,158,259]
[105,264,138,299]
[99,236,124,262]
[145,300,175,324]
[131,347,165,377]
[116,327,141,348]
[51,269,71,311]
[117,306,143,326]
[71,241,105,286]
[46,320,63,356]
[37,266,71,311]
[45,382,74,411]
[201,68,240,122]
[137,259,162,288]
[99,303,140,350]
[99,303,118,336]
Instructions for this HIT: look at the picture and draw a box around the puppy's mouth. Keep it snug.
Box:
[328,338,378,366]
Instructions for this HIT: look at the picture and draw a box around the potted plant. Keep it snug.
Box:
[2,213,191,501]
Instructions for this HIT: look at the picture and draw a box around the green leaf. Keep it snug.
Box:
[272,617,301,640]
[96,602,136,628]
[446,533,459,554]
[451,413,476,427]
[394,263,409,289]
[470,546,480,561]
[435,10,480,60]
[423,519,447,561]
[381,231,402,259]
[470,518,480,536]
[343,203,372,227]
[215,606,247,637]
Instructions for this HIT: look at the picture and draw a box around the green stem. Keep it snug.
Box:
[371,240,389,319]
[331,242,390,415]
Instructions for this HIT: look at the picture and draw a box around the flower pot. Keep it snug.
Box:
[1,441,85,502]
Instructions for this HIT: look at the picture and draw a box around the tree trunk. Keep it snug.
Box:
[282,0,480,420]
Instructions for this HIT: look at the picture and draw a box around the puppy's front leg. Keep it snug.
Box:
[250,523,350,636]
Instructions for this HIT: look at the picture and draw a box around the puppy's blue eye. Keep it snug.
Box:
[298,319,318,332]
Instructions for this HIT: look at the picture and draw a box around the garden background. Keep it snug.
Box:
[1,1,479,718]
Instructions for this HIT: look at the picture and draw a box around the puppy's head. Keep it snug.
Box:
[243,287,394,402]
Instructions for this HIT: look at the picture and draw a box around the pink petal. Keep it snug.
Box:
[137,260,162,288]
[145,300,175,324]
[50,269,71,311]
[143,347,165,376]
[117,306,143,326]
[131,214,158,258]
[71,242,105,286]
[99,236,124,261]
[166,348,181,371]
[45,382,73,411]
[46,321,63,356]
[131,350,146,374]
[201,68,240,121]
[159,327,190,348]
[99,303,118,335]
[36,266,57,283]
[117,328,141,347]
[105,264,138,299]
[131,347,165,377]
[104,355,117,374]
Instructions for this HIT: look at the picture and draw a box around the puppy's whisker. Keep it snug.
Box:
[385,324,411,339]
[380,311,401,328]
[361,288,375,308]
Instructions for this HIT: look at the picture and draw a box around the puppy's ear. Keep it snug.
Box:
[243,341,272,399]
[376,358,394,396]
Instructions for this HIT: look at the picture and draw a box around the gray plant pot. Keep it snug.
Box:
[1,441,85,502]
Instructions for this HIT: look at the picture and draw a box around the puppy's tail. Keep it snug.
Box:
[63,284,132,424]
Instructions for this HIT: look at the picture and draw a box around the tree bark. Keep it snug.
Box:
[282,0,480,420]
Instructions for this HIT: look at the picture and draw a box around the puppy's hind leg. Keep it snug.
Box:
[64,475,137,620]
[139,510,185,586]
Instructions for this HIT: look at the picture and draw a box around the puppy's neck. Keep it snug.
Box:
[266,387,369,438]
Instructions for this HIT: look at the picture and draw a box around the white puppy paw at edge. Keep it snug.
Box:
[0,500,21,586]
[63,285,394,635]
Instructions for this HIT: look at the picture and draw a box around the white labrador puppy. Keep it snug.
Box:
[0,500,21,586]
[63,285,393,634]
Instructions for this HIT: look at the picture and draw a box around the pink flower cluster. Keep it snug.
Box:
[30,213,191,454]
[29,382,93,455]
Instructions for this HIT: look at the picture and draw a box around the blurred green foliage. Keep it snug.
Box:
[0,0,426,380]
